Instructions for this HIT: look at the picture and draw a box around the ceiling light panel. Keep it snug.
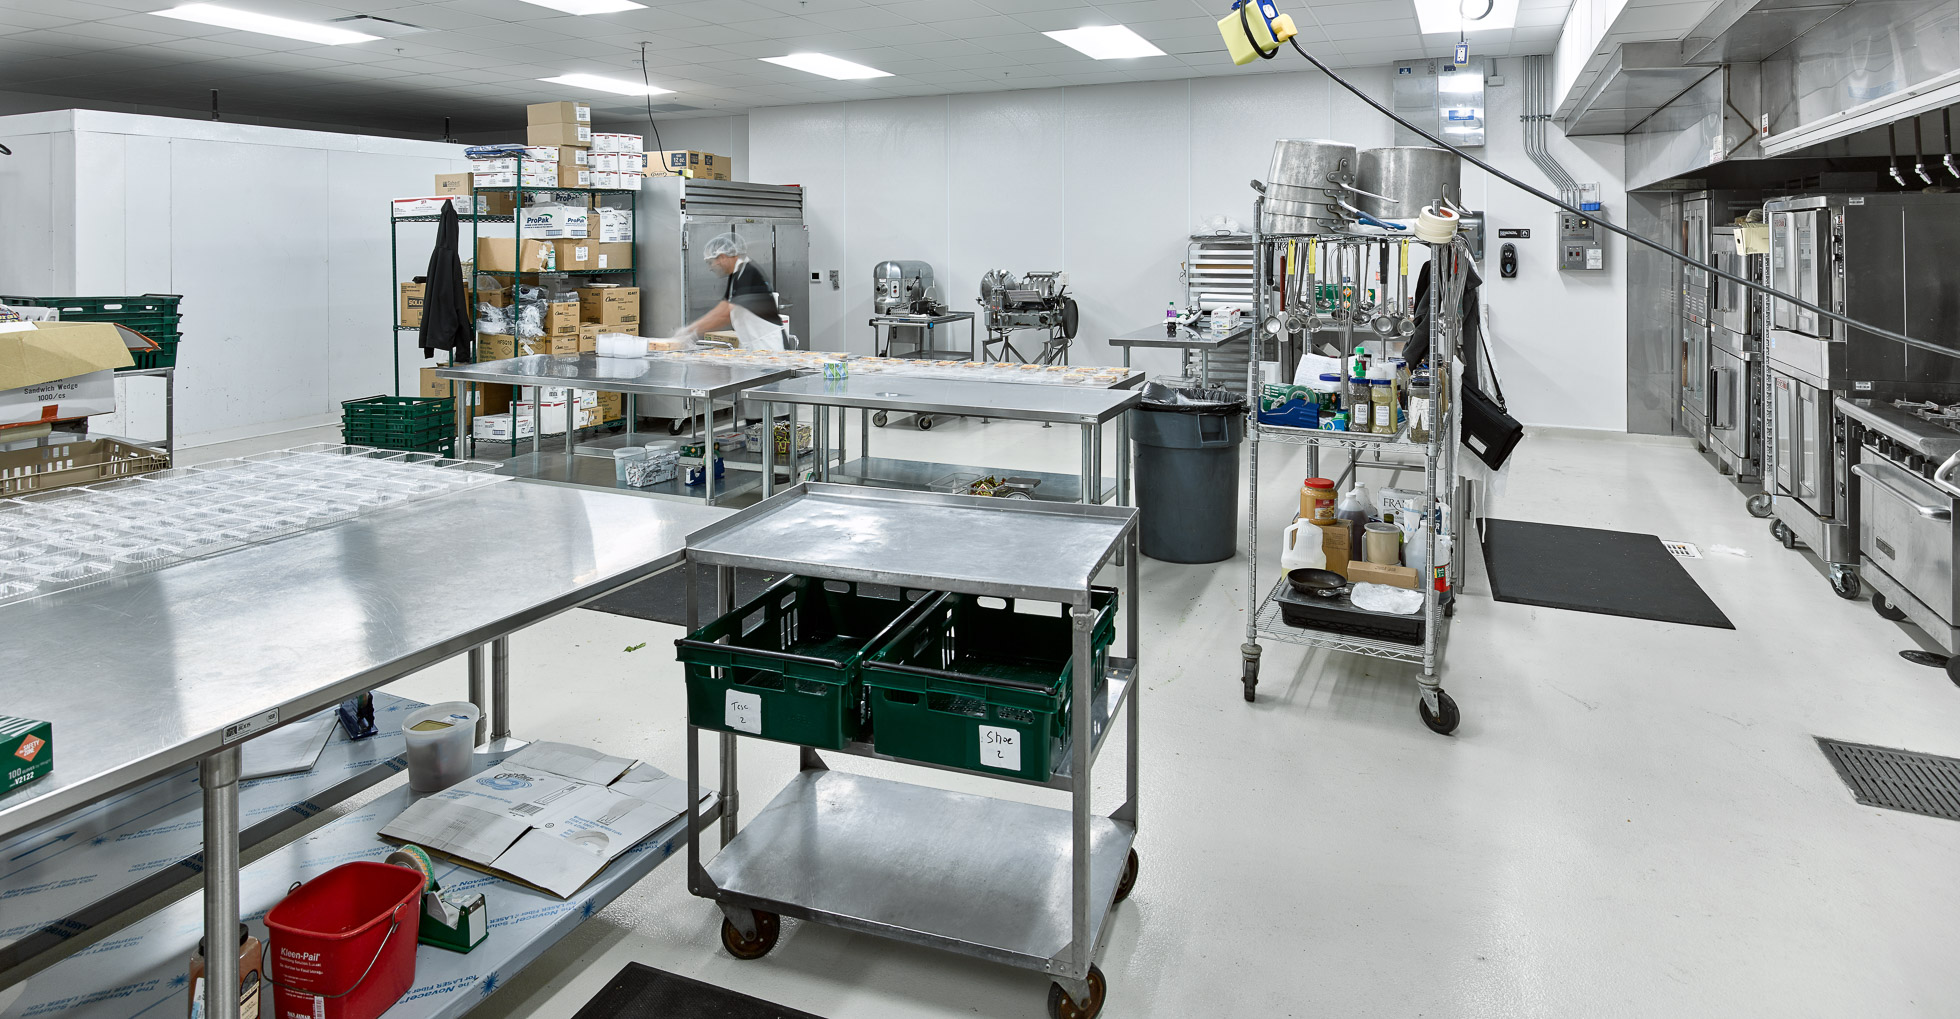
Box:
[151,4,379,45]
[1413,0,1520,34]
[538,73,673,95]
[1043,25,1166,59]
[761,53,892,79]
[514,0,647,14]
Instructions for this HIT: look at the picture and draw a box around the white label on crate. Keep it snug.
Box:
[223,708,278,744]
[977,725,1021,772]
[725,691,762,734]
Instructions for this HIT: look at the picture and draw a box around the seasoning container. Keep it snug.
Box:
[188,923,262,1019]
[1301,477,1338,524]
[1408,375,1432,442]
[1348,376,1373,432]
[1363,521,1403,565]
[1371,379,1395,434]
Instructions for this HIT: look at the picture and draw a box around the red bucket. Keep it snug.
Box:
[265,861,424,1019]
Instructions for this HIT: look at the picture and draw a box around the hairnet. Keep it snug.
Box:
[703,234,746,261]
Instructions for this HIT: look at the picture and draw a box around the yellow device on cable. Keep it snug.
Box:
[1219,0,1297,65]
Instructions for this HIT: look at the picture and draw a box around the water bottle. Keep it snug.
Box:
[1166,302,1179,337]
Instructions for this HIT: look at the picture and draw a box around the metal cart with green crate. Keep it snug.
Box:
[340,394,457,455]
[679,483,1141,1018]
[1,294,182,458]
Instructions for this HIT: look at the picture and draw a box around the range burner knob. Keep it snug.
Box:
[1926,461,1940,480]
[1908,453,1928,472]
[1877,436,1895,457]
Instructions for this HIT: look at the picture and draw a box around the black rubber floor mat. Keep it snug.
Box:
[1817,738,1960,821]
[1481,519,1734,629]
[583,565,780,627]
[572,962,825,1019]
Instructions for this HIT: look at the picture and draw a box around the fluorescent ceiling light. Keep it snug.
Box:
[1043,25,1165,60]
[539,73,672,96]
[1414,0,1518,34]
[514,0,645,13]
[151,3,378,44]
[761,53,891,80]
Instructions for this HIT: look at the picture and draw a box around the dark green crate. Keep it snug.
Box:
[128,336,180,371]
[16,295,180,317]
[676,576,937,749]
[863,588,1118,782]
[342,394,454,424]
[343,420,455,446]
[340,431,455,456]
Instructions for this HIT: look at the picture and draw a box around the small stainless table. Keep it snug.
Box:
[0,481,728,1019]
[435,354,801,505]
[870,311,978,361]
[740,372,1141,508]
[1107,322,1254,387]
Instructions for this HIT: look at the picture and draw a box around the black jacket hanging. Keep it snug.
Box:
[418,201,473,359]
[1403,259,1484,392]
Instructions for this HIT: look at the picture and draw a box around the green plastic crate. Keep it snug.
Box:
[13,295,180,317]
[342,395,454,426]
[676,576,937,749]
[129,336,180,370]
[863,588,1118,782]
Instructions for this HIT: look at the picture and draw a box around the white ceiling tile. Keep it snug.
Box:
[881,0,1000,21]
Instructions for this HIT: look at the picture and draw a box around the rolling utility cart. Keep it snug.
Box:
[1238,201,1472,734]
[680,484,1141,1018]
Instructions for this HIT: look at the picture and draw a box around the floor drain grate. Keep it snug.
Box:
[1817,738,1960,821]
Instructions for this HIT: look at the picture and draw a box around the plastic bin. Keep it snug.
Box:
[341,395,457,454]
[863,587,1118,782]
[1,295,185,372]
[1130,381,1246,564]
[265,861,423,1019]
[676,576,936,749]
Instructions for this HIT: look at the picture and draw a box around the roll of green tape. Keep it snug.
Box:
[386,844,437,892]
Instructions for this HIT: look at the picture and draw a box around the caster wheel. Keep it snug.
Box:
[1746,493,1773,518]
[1113,849,1139,903]
[1831,567,1862,601]
[1718,463,1733,476]
[1242,682,1256,703]
[1047,964,1106,1019]
[1419,690,1460,735]
[916,415,934,431]
[872,411,889,428]
[1444,601,1456,618]
[1771,520,1797,549]
[720,910,780,961]
[668,418,687,436]
[1874,592,1909,622]
[1947,656,1960,689]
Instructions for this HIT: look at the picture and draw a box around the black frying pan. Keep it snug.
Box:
[1286,568,1347,598]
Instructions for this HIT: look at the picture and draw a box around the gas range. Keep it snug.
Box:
[1837,398,1960,482]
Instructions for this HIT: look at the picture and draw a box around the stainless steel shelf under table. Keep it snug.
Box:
[679,484,1141,1011]
[0,480,729,1019]
[738,372,1141,506]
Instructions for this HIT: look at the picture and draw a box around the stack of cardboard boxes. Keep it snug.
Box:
[649,150,730,180]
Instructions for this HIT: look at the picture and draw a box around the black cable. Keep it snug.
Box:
[1282,34,1957,362]
[1238,2,1279,60]
[640,42,665,160]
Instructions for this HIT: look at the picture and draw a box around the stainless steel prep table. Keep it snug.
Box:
[435,354,803,503]
[739,372,1142,507]
[0,480,729,1019]
[1107,322,1253,387]
[870,311,978,361]
[681,484,1141,1013]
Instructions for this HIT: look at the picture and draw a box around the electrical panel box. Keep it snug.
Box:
[1559,212,1604,271]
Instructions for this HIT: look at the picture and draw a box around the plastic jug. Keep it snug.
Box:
[1334,482,1377,550]
[1281,520,1326,573]
[1405,520,1453,591]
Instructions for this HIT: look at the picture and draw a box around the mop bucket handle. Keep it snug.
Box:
[263,889,409,1001]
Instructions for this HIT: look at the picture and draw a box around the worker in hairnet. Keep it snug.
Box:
[660,234,788,351]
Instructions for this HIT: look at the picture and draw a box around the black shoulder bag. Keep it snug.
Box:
[1458,313,1524,470]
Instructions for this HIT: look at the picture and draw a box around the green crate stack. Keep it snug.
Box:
[862,587,1118,783]
[340,395,456,455]
[676,577,938,749]
[2,295,184,371]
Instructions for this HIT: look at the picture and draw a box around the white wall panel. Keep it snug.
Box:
[844,97,950,356]
[946,88,1064,351]
[70,131,127,295]
[0,122,63,298]
[1062,79,1191,374]
[751,104,846,352]
[123,134,174,294]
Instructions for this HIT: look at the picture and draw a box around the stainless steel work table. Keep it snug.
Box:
[739,372,1142,507]
[870,310,979,361]
[434,354,803,504]
[681,484,1141,1013]
[1108,322,1254,387]
[0,480,729,1019]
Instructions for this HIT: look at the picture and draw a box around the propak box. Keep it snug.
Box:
[1,715,51,793]
[519,204,588,240]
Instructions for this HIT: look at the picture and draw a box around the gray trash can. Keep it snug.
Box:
[1129,382,1246,564]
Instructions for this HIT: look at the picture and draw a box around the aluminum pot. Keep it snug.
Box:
[1266,139,1358,214]
[1356,146,1460,220]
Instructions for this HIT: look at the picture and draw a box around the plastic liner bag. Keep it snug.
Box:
[1140,380,1246,413]
[476,302,513,335]
[1350,582,1424,615]
[515,301,546,338]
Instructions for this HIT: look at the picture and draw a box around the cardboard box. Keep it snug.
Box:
[545,301,579,336]
[597,390,623,419]
[476,237,554,273]
[651,150,730,179]
[529,122,591,148]
[1,715,51,794]
[589,152,643,173]
[1347,560,1419,590]
[477,333,515,361]
[1315,522,1351,578]
[473,170,556,189]
[594,206,632,243]
[593,242,632,270]
[472,413,536,441]
[0,322,133,427]
[518,204,588,239]
[400,281,425,327]
[578,286,639,326]
[475,192,517,217]
[471,155,556,174]
[555,145,589,168]
[527,101,591,125]
[433,172,472,196]
[553,240,596,272]
[557,164,593,189]
[590,132,643,153]
[392,195,473,218]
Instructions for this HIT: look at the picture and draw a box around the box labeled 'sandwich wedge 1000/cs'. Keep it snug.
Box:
[1,715,51,792]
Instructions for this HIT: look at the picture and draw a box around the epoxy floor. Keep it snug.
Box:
[203,419,1960,1016]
